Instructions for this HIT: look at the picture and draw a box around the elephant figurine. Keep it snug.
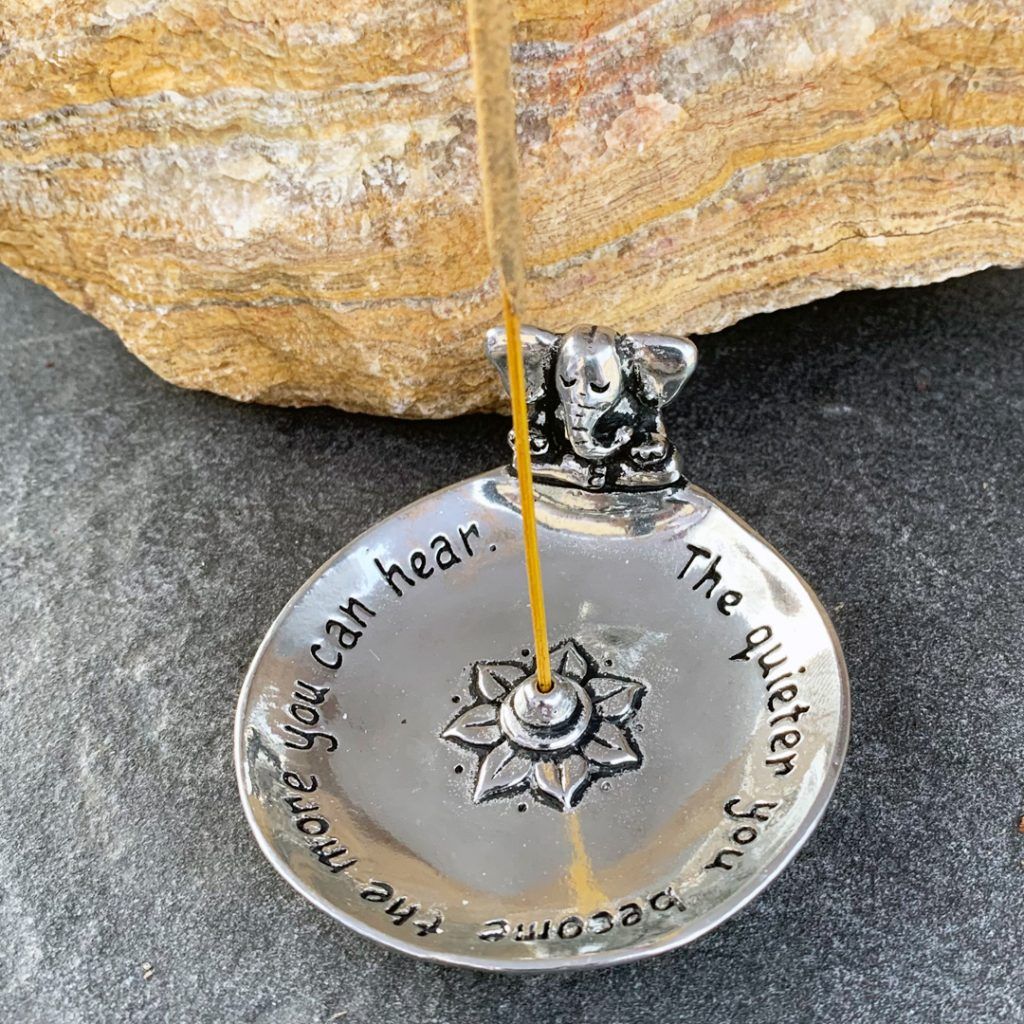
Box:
[485,324,698,491]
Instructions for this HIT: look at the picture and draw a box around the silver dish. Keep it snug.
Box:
[235,325,849,970]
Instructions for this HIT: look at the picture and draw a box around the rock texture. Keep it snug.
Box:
[1,0,1023,416]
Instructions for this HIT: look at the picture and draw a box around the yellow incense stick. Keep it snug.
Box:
[466,0,553,693]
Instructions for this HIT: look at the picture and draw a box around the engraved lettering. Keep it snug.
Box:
[619,903,642,926]
[284,796,319,814]
[409,550,433,579]
[757,644,788,678]
[708,796,779,870]
[678,545,745,615]
[372,525,488,599]
[724,797,778,821]
[357,882,438,931]
[282,724,338,752]
[310,644,342,670]
[282,771,318,793]
[767,684,799,712]
[649,887,684,912]
[337,596,374,629]
[479,919,510,941]
[310,839,356,873]
[515,920,551,941]
[677,543,711,579]
[766,752,798,776]
[492,891,683,945]
[385,898,417,926]
[770,729,801,752]
[288,703,319,726]
[360,881,394,903]
[458,521,481,557]
[415,913,444,937]
[309,597,376,668]
[729,626,811,775]
[282,771,355,875]
[730,625,773,661]
[375,556,416,597]
[293,680,329,705]
[326,617,362,649]
[706,848,743,870]
[765,671,793,691]
[692,554,722,598]
[430,533,462,569]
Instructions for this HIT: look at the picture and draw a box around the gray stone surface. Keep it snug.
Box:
[1,262,1023,1023]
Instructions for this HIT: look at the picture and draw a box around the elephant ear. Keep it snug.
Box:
[624,333,698,408]
[484,325,558,402]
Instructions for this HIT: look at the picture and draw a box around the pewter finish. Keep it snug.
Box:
[236,472,849,971]
[446,641,645,808]
[485,324,698,491]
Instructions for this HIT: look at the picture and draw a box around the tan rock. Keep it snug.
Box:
[1,0,1023,416]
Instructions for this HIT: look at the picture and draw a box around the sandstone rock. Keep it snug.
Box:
[1,0,1023,417]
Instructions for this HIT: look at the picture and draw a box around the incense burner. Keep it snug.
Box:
[236,325,849,970]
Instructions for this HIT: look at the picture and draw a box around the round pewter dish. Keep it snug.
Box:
[235,470,849,971]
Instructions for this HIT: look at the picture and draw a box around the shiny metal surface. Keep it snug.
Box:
[485,324,698,490]
[236,472,849,970]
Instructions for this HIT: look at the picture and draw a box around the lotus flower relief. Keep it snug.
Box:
[442,639,646,811]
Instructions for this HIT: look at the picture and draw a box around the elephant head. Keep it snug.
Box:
[554,326,626,461]
[485,323,698,491]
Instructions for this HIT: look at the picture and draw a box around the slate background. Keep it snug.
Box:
[1,263,1022,1023]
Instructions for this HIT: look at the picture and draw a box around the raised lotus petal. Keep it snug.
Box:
[533,756,590,811]
[443,639,647,810]
[591,680,645,722]
[473,741,535,802]
[472,663,521,703]
[584,721,640,769]
[551,640,589,682]
[442,703,501,747]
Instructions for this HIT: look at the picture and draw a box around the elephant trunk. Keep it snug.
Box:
[565,407,629,461]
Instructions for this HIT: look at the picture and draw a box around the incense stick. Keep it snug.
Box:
[466,0,553,693]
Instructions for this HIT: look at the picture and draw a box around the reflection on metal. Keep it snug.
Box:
[442,638,646,811]
[236,465,849,970]
[486,324,698,491]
